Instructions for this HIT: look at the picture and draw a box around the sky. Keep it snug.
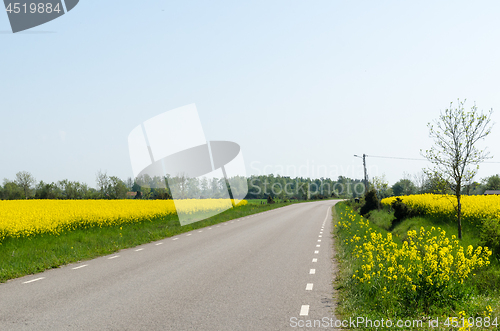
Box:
[1,0,500,188]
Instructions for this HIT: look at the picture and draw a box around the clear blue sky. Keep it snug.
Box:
[1,0,500,188]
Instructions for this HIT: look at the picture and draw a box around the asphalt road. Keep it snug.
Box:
[0,200,339,331]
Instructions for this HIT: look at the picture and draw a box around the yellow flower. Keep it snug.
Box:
[0,199,247,241]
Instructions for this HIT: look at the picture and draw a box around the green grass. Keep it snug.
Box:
[245,199,268,205]
[245,198,310,205]
[0,200,298,283]
[366,209,395,231]
[333,202,500,330]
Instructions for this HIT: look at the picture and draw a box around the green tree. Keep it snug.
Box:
[483,174,500,191]
[371,174,390,199]
[1,180,24,199]
[35,181,61,199]
[422,99,494,239]
[141,186,152,199]
[96,170,110,198]
[109,176,128,199]
[392,179,416,196]
[15,171,36,199]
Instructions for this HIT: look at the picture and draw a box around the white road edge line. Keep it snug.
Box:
[323,207,330,223]
[306,283,314,290]
[300,305,310,316]
[72,264,88,270]
[23,277,45,284]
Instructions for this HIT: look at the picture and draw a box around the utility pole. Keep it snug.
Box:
[354,154,369,194]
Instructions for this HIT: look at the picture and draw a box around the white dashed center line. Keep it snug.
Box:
[172,238,179,240]
[135,248,144,252]
[108,255,120,259]
[312,258,317,262]
[155,242,163,245]
[306,283,314,290]
[198,230,203,233]
[318,235,322,238]
[186,233,192,236]
[314,250,319,254]
[310,269,316,274]
[300,305,310,316]
[72,264,88,270]
[23,277,45,284]
[318,239,321,242]
[316,245,320,247]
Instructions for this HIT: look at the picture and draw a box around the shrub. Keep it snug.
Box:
[390,197,414,229]
[360,189,378,216]
[345,198,362,213]
[480,218,500,257]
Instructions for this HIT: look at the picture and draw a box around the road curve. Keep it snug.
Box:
[0,200,339,331]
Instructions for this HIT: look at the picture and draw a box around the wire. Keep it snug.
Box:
[365,155,500,163]
[366,155,427,161]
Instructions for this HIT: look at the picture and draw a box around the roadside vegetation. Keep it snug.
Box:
[333,197,500,330]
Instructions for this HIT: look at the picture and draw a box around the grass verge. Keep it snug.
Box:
[333,202,500,330]
[0,200,297,283]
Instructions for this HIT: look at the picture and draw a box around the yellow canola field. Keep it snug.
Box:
[0,199,246,242]
[381,194,500,225]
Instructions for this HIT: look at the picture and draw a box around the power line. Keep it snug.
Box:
[365,154,500,163]
[367,155,427,161]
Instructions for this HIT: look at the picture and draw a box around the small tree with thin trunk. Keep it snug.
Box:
[96,170,110,198]
[422,99,493,239]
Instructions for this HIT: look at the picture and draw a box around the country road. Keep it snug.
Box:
[0,200,339,331]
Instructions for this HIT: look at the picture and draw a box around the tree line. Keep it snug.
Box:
[0,171,367,200]
[371,172,500,199]
[2,169,497,201]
